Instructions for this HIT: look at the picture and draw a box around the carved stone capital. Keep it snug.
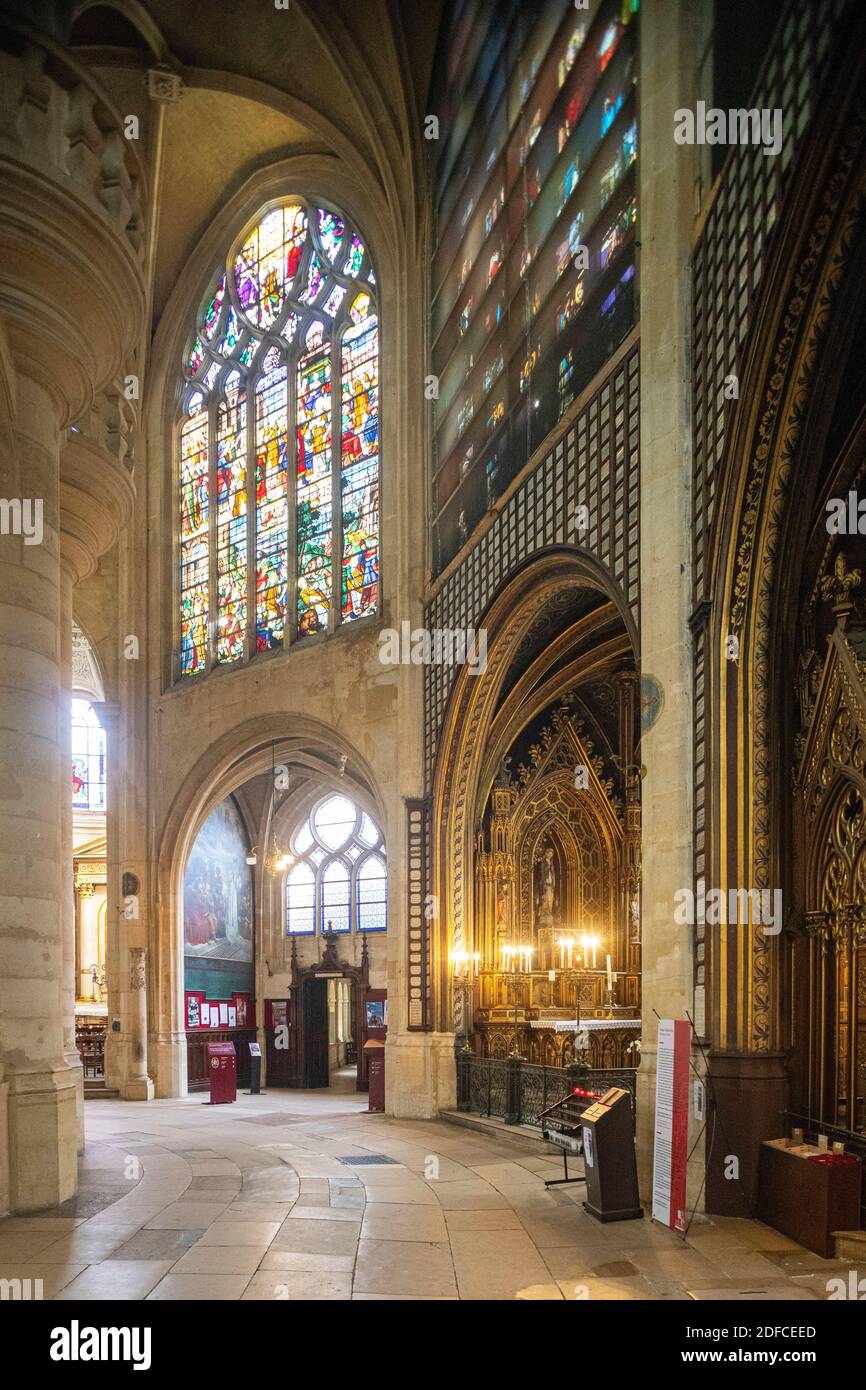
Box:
[60,427,135,582]
[129,947,146,991]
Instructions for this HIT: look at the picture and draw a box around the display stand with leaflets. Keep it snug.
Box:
[579,1086,643,1222]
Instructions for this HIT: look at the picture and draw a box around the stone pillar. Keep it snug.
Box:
[0,22,147,1208]
[636,0,711,1205]
[0,372,78,1212]
[100,700,123,1093]
[126,946,153,1101]
[59,565,85,1148]
[100,705,153,1101]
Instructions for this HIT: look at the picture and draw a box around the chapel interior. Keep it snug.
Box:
[1,0,865,1303]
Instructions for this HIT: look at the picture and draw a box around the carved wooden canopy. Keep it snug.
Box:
[797,623,866,913]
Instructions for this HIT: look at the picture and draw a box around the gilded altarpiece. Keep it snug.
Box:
[470,704,640,1065]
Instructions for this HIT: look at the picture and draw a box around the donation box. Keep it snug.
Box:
[580,1087,643,1223]
[207,1041,237,1104]
[364,1039,385,1112]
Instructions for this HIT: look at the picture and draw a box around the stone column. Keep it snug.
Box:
[100,699,123,1093]
[59,564,84,1148]
[101,704,153,1100]
[126,946,153,1101]
[0,372,78,1212]
[636,0,711,1204]
[0,23,147,1209]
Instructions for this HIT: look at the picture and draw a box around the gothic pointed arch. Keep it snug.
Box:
[705,53,866,1056]
[430,547,639,1034]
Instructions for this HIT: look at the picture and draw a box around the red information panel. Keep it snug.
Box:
[207,1041,237,1104]
[651,1019,691,1232]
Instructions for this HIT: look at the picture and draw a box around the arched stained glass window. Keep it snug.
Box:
[71,699,106,812]
[287,861,316,936]
[287,794,386,935]
[322,860,351,934]
[178,200,379,676]
[357,854,387,933]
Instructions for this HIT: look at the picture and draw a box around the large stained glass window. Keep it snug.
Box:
[178,200,379,676]
[286,794,386,935]
[430,0,639,571]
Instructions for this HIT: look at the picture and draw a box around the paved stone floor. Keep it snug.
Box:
[1,1074,863,1300]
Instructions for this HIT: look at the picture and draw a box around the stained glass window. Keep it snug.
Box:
[71,699,106,812]
[297,322,332,636]
[430,0,639,572]
[286,794,386,934]
[357,854,387,933]
[179,399,209,674]
[215,373,247,664]
[287,861,316,936]
[178,199,379,676]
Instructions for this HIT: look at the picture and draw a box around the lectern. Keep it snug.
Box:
[580,1086,643,1222]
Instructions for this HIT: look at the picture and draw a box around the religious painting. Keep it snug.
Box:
[183,796,253,963]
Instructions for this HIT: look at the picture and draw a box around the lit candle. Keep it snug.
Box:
[606,954,614,991]
[473,953,480,977]
[558,938,565,970]
[567,937,574,969]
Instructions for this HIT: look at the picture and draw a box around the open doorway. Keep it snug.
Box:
[301,974,359,1087]
[302,976,328,1087]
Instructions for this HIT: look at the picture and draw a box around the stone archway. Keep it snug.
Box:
[430,548,638,1037]
[150,714,384,1097]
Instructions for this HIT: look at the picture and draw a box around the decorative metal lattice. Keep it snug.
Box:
[425,343,639,776]
[460,1054,638,1127]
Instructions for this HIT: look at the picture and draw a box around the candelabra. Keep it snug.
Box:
[500,943,533,1056]
[449,949,479,1041]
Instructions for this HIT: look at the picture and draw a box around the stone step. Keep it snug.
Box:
[84,1088,120,1099]
[834,1229,866,1260]
[439,1107,559,1153]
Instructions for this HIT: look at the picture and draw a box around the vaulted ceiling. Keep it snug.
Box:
[63,0,445,322]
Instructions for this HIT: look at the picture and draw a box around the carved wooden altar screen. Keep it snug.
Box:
[796,621,866,1135]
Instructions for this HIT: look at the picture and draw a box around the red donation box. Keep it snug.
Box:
[207,1041,237,1104]
[364,1039,385,1112]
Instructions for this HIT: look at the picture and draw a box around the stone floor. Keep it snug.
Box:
[1,1072,862,1300]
